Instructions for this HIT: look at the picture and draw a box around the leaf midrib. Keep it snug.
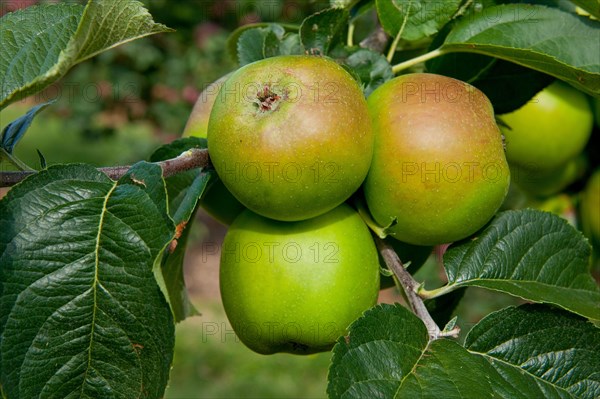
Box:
[80,180,117,396]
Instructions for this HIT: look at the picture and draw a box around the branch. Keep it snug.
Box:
[0,148,211,187]
[374,235,459,340]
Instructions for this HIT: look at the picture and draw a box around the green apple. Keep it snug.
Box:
[208,55,374,222]
[580,169,600,258]
[510,154,587,198]
[499,80,593,172]
[594,97,600,129]
[182,74,245,225]
[220,204,380,355]
[364,73,510,246]
[183,74,229,138]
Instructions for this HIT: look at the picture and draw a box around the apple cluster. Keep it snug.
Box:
[184,55,510,354]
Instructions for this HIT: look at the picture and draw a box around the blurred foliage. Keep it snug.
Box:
[1,1,330,146]
[164,302,330,399]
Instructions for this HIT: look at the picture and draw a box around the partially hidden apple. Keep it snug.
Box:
[182,74,245,225]
[219,203,380,355]
[364,73,510,246]
[498,80,593,172]
[208,55,373,221]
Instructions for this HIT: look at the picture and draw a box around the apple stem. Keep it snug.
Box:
[391,48,446,74]
[0,148,211,187]
[374,235,449,340]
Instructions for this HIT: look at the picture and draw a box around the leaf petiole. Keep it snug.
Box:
[391,47,447,74]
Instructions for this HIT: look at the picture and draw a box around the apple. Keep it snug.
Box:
[219,203,380,355]
[580,169,600,258]
[594,97,600,129]
[510,154,587,198]
[208,55,373,222]
[364,73,510,246]
[182,74,245,225]
[182,74,229,139]
[498,80,593,172]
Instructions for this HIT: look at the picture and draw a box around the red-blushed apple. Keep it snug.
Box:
[208,55,373,222]
[364,73,510,246]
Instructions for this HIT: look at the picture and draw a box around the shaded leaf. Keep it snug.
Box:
[300,8,349,54]
[342,48,393,96]
[0,101,55,153]
[149,137,212,322]
[426,52,554,114]
[571,0,600,19]
[0,163,175,398]
[441,4,600,96]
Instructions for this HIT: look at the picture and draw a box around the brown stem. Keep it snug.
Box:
[0,148,211,187]
[374,235,442,340]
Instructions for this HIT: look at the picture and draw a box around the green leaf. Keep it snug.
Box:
[376,0,461,41]
[327,304,429,398]
[236,25,288,66]
[149,137,212,322]
[341,48,393,96]
[441,4,600,97]
[1,101,55,153]
[328,303,600,399]
[571,0,600,19]
[425,209,600,321]
[0,0,172,110]
[465,304,600,398]
[0,163,175,398]
[424,287,466,328]
[300,8,349,55]
[227,23,299,64]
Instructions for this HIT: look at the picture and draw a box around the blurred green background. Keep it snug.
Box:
[0,1,596,398]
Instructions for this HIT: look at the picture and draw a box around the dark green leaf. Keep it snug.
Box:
[300,8,349,55]
[571,0,600,19]
[343,48,393,96]
[376,0,461,41]
[427,53,554,114]
[1,101,55,154]
[328,303,600,399]
[328,304,429,398]
[149,137,211,322]
[442,4,600,97]
[465,304,600,398]
[0,0,172,110]
[0,163,175,398]
[427,209,600,321]
[424,287,466,328]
